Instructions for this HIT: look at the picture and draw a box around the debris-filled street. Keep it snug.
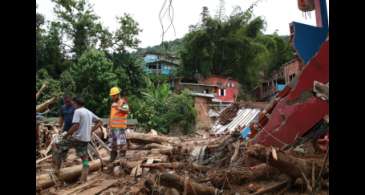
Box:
[36,101,329,194]
[36,0,329,194]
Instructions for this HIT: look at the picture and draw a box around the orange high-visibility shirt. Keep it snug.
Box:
[109,98,128,128]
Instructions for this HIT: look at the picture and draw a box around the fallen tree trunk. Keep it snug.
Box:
[247,144,324,179]
[208,163,278,188]
[205,131,240,152]
[144,143,172,150]
[159,173,219,195]
[126,132,180,145]
[36,96,58,113]
[36,157,108,190]
[36,82,48,100]
[201,132,241,165]
[141,162,211,172]
[125,149,169,162]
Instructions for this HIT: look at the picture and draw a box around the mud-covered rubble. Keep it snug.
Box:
[36,125,329,195]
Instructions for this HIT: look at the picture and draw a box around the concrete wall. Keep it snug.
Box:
[194,96,212,130]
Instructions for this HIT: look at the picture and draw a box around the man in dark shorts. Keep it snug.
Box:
[52,96,102,183]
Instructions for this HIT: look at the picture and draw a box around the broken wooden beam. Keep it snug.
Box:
[92,132,111,152]
[36,155,52,164]
[36,82,48,100]
[36,96,58,113]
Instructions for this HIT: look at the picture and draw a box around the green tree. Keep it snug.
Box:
[42,22,68,78]
[36,69,62,107]
[110,52,147,97]
[113,13,142,53]
[68,48,118,116]
[128,82,196,134]
[59,70,76,95]
[36,7,46,71]
[258,34,294,74]
[52,0,103,58]
[180,3,293,91]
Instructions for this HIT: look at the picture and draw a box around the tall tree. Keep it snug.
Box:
[68,48,118,116]
[215,0,226,21]
[36,5,46,71]
[111,52,147,97]
[180,3,292,90]
[201,6,210,26]
[43,22,67,78]
[113,13,141,53]
[52,0,102,58]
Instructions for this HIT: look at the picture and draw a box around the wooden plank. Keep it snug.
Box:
[36,155,52,164]
[93,133,111,152]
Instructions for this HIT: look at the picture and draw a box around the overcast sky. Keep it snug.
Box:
[36,0,329,48]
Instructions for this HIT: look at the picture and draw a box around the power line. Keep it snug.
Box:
[159,0,176,45]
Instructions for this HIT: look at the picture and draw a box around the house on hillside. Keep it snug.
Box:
[254,57,303,101]
[143,52,179,76]
[201,76,240,104]
[175,76,240,129]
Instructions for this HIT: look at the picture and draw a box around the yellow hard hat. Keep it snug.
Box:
[109,87,121,96]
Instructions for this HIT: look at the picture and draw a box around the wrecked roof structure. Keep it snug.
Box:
[212,107,260,135]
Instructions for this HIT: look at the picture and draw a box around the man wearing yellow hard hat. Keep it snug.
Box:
[108,87,129,165]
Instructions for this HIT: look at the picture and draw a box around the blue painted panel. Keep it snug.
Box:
[292,22,328,64]
[276,84,285,91]
[292,0,329,64]
[240,127,251,140]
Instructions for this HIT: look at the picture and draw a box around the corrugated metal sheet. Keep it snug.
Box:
[190,92,215,98]
[212,108,260,135]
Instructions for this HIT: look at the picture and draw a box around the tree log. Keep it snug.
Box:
[36,96,58,113]
[247,144,324,179]
[205,131,240,153]
[125,149,169,162]
[144,143,172,150]
[126,132,180,145]
[208,163,278,188]
[141,162,211,172]
[36,157,109,190]
[36,82,48,100]
[159,173,218,195]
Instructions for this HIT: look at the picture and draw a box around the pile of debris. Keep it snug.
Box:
[36,83,328,195]
[36,127,329,195]
[211,103,261,135]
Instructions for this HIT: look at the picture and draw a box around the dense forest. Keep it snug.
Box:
[36,0,293,134]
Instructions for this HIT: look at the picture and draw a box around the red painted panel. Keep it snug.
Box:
[253,40,329,147]
[254,97,328,147]
[287,41,329,101]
